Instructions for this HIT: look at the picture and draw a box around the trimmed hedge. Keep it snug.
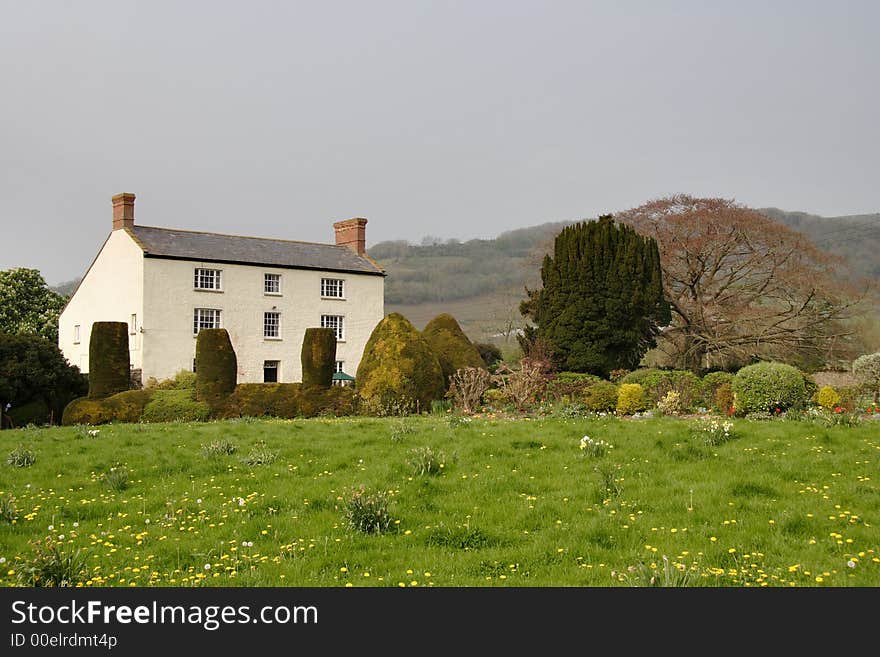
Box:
[62,390,154,425]
[732,362,807,414]
[422,314,486,384]
[195,329,237,406]
[301,328,337,389]
[218,383,356,419]
[356,313,445,412]
[141,389,211,423]
[147,370,196,390]
[88,322,130,399]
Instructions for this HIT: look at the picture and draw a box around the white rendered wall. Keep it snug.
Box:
[58,230,145,373]
[142,258,384,383]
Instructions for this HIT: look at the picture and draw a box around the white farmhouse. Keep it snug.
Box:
[59,193,385,385]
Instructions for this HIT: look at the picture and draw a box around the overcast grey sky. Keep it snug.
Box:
[1,0,878,284]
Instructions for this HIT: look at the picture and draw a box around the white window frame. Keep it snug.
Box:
[194,268,222,291]
[264,273,282,295]
[320,314,345,341]
[263,360,280,383]
[193,308,221,335]
[129,313,137,335]
[263,311,281,339]
[321,278,345,299]
[73,324,81,344]
[335,360,345,373]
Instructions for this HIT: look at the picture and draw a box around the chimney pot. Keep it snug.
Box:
[333,217,368,256]
[112,192,136,230]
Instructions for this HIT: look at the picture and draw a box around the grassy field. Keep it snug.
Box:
[0,415,878,587]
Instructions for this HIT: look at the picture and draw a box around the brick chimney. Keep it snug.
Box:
[333,218,368,256]
[112,192,136,230]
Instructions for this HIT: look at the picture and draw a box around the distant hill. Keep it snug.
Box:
[757,208,880,281]
[371,208,879,340]
[50,279,80,297]
[369,221,571,306]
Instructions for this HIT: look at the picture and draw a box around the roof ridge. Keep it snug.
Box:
[134,224,345,249]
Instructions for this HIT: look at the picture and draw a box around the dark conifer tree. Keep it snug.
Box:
[520,216,669,377]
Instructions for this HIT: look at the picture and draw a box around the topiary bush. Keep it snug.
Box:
[732,362,807,414]
[301,328,337,389]
[616,383,647,415]
[422,314,486,385]
[61,390,154,425]
[816,385,841,411]
[218,383,356,419]
[357,313,445,413]
[195,329,237,407]
[88,322,130,399]
[583,381,619,412]
[141,389,211,422]
[620,368,702,409]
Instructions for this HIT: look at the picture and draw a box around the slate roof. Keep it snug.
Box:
[128,225,384,276]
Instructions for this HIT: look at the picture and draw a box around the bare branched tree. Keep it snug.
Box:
[447,367,492,414]
[615,195,865,372]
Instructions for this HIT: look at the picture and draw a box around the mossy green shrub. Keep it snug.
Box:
[732,362,807,414]
[88,322,130,399]
[7,399,50,426]
[701,371,734,408]
[422,314,486,385]
[620,368,702,409]
[146,370,197,390]
[582,381,619,412]
[616,383,647,415]
[545,372,603,401]
[301,328,337,389]
[218,383,356,419]
[357,313,445,412]
[195,329,237,407]
[142,389,211,422]
[62,390,154,425]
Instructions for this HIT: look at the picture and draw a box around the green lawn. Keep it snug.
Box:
[1,415,878,587]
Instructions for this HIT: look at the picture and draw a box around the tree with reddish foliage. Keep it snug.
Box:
[615,195,862,372]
